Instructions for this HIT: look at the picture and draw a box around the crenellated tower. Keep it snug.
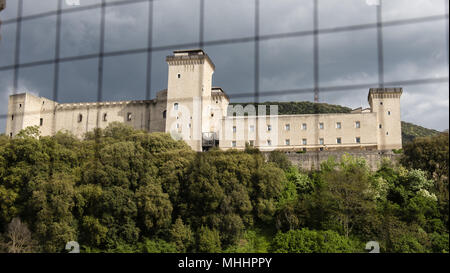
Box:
[368,87,403,150]
[165,49,215,151]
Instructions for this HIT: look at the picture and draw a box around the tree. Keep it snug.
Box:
[170,218,194,252]
[135,180,173,234]
[270,228,359,253]
[315,155,376,237]
[29,173,78,252]
[197,226,221,253]
[267,151,292,171]
[0,218,36,253]
[252,163,285,223]
[401,132,449,182]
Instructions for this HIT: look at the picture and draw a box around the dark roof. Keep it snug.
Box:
[173,49,205,55]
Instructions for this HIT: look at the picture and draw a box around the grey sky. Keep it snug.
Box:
[0,0,448,132]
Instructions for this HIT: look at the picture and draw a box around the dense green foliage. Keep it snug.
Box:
[0,123,448,253]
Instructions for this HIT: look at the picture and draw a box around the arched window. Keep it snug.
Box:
[163,110,167,119]
[78,114,83,123]
[174,103,179,111]
[103,113,107,121]
[127,112,132,121]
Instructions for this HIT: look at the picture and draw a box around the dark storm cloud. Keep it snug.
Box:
[0,0,448,132]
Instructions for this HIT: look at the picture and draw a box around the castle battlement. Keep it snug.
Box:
[166,49,215,70]
[56,99,156,109]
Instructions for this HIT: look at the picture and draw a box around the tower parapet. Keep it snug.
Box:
[166,49,215,70]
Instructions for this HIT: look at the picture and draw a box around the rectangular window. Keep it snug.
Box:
[267,140,272,146]
[285,139,290,146]
[40,118,43,126]
[302,138,307,145]
[267,125,272,131]
[103,113,107,122]
[355,121,360,128]
[336,122,341,129]
[233,126,236,133]
[174,103,179,110]
[127,113,132,121]
[319,123,324,129]
[285,124,290,131]
[249,125,255,132]
[379,124,382,129]
[232,141,236,147]
[388,111,391,115]
[249,140,254,146]
[337,137,342,144]
[319,138,324,145]
[302,123,307,130]
[356,137,361,143]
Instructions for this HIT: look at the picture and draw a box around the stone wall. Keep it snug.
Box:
[265,150,401,171]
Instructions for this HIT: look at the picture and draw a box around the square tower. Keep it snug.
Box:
[165,49,215,152]
[6,93,57,137]
[368,88,403,150]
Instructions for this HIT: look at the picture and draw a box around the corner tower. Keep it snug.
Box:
[368,88,403,150]
[165,49,215,151]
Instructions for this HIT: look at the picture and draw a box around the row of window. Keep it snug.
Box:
[75,112,133,123]
[232,121,361,133]
[282,121,360,131]
[231,137,362,147]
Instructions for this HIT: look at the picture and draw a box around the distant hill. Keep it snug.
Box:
[230,101,440,144]
[228,101,352,115]
[401,121,440,143]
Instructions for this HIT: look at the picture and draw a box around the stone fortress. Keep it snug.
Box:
[6,49,403,153]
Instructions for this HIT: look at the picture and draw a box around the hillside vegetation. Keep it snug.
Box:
[230,101,441,143]
[229,101,352,115]
[401,121,440,143]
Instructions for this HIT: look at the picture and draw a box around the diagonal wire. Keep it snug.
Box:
[376,0,384,88]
